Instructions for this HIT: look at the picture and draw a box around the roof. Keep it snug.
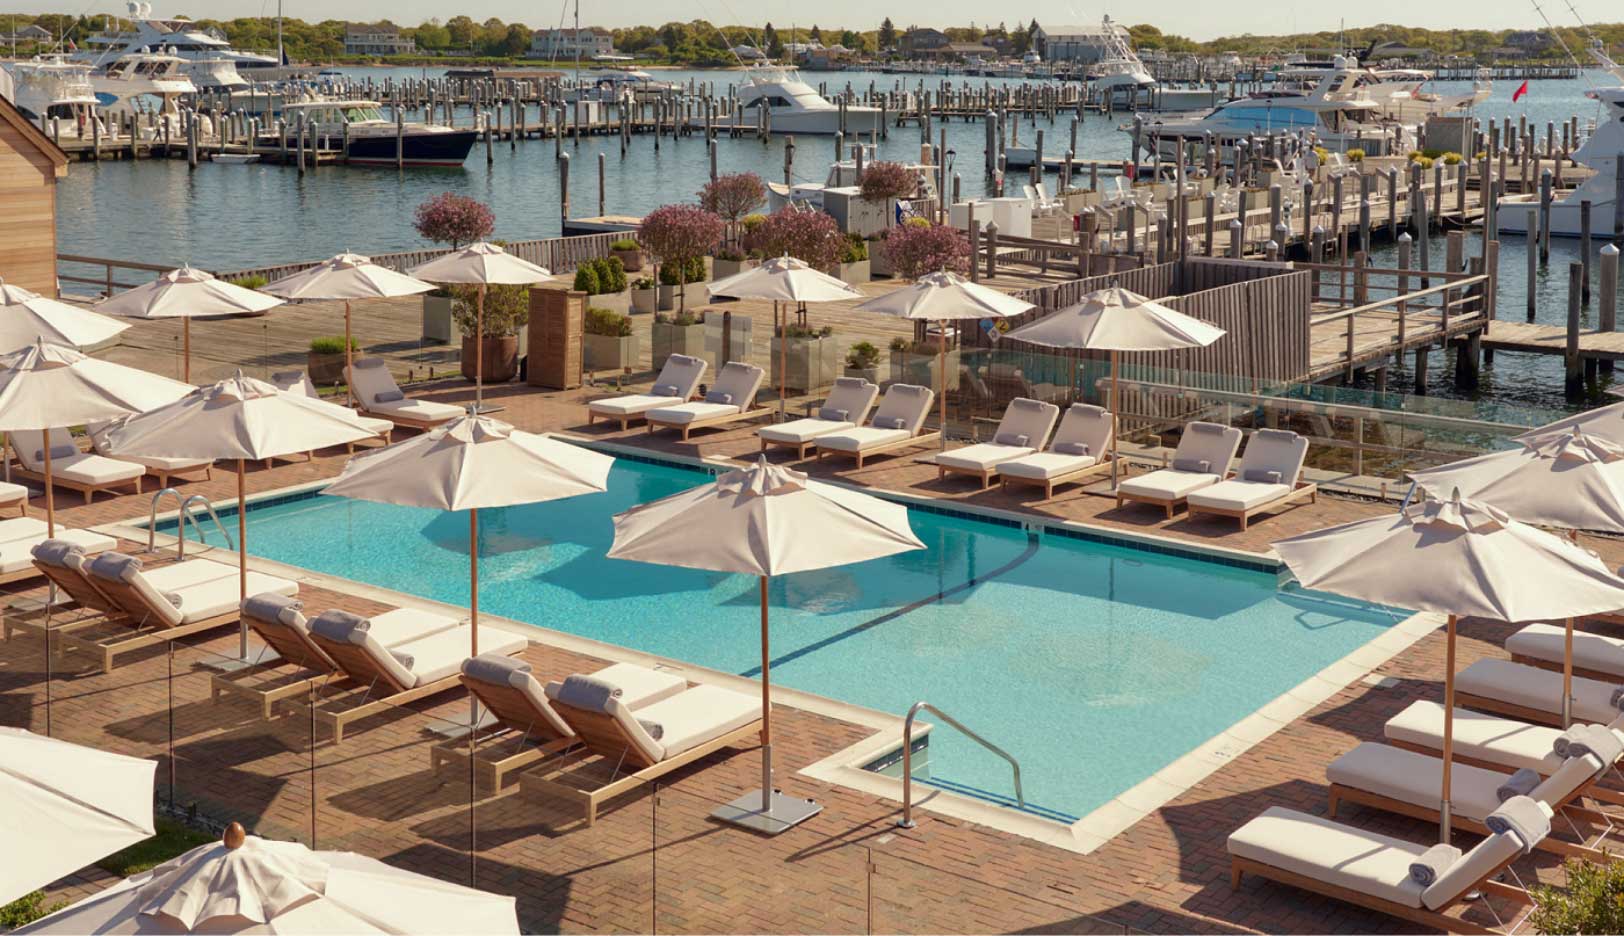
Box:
[1040,23,1129,39]
[0,95,69,178]
[541,26,612,37]
[344,22,401,37]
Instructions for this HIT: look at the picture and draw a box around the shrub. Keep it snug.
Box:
[309,335,357,354]
[1413,156,1435,170]
[640,204,724,308]
[610,237,641,251]
[1531,857,1624,934]
[1346,148,1365,162]
[783,323,833,339]
[1442,151,1463,165]
[450,283,530,338]
[889,336,911,353]
[413,192,495,248]
[845,340,881,368]
[698,172,767,222]
[753,208,845,270]
[860,161,918,202]
[0,892,62,929]
[841,233,868,264]
[573,264,601,295]
[884,221,971,279]
[632,276,655,290]
[658,257,707,285]
[657,309,701,326]
[226,274,268,289]
[1406,149,1425,161]
[584,306,632,337]
[600,256,627,293]
[904,216,932,228]
[715,248,746,262]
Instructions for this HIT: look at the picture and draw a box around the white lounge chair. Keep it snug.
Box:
[1456,657,1624,726]
[346,357,464,430]
[11,428,145,504]
[6,536,227,643]
[1326,740,1616,861]
[645,362,769,441]
[1506,622,1624,683]
[757,377,880,459]
[436,655,688,792]
[269,369,394,454]
[588,354,707,431]
[935,398,1060,489]
[306,614,528,742]
[211,595,461,718]
[1186,428,1317,530]
[998,404,1116,499]
[1115,421,1242,518]
[0,521,114,587]
[1228,798,1546,933]
[86,419,214,488]
[815,383,939,468]
[520,677,762,826]
[60,551,299,673]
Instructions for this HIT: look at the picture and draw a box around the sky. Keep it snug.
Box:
[0,0,1586,42]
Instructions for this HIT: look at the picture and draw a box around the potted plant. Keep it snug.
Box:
[610,237,645,272]
[771,323,837,393]
[414,192,496,344]
[886,336,912,385]
[452,283,527,383]
[838,233,870,284]
[573,256,630,314]
[307,335,357,385]
[582,306,637,372]
[712,248,753,280]
[844,340,881,383]
[885,218,972,280]
[651,308,705,370]
[639,204,724,313]
[656,257,707,311]
[857,160,919,241]
[631,276,657,314]
[698,172,767,255]
[754,207,845,275]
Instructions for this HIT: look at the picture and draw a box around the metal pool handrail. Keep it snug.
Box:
[897,700,1024,829]
[147,489,233,559]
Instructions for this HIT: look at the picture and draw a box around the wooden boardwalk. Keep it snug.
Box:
[1477,319,1624,361]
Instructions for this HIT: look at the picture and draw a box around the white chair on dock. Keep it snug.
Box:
[814,384,938,468]
[1114,422,1242,519]
[644,362,769,442]
[999,404,1116,499]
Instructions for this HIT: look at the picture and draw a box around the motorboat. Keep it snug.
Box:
[1365,67,1490,122]
[1498,72,1619,237]
[566,69,676,103]
[78,2,275,83]
[1086,16,1155,99]
[263,98,477,167]
[726,66,883,135]
[767,143,939,213]
[2,56,100,132]
[88,51,196,117]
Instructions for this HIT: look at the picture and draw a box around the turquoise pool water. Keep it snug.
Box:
[170,459,1398,820]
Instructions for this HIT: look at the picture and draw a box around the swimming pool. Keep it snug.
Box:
[166,458,1399,820]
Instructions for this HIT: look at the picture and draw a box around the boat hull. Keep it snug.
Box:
[342,130,478,167]
[1498,194,1620,238]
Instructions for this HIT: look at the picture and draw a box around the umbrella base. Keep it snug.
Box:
[195,644,282,673]
[712,789,822,835]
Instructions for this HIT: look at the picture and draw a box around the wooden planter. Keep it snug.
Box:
[657,282,709,311]
[770,335,839,394]
[711,257,756,280]
[307,351,347,385]
[583,333,638,372]
[613,247,645,272]
[652,322,705,371]
[460,335,520,383]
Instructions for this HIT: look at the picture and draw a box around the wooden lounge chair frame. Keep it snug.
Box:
[300,638,463,743]
[209,611,344,719]
[1,557,122,643]
[53,570,243,674]
[646,405,774,442]
[1509,649,1624,687]
[1454,689,1584,730]
[1185,477,1320,531]
[936,459,1005,490]
[999,454,1115,500]
[759,433,825,460]
[1229,852,1534,935]
[518,697,762,826]
[1383,735,1624,810]
[1114,480,1199,519]
[9,460,143,505]
[816,430,942,469]
[429,676,580,793]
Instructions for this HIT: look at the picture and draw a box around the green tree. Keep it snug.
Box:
[878,17,896,50]
[763,21,783,58]
[840,29,860,49]
[445,15,475,48]
[1011,20,1029,53]
[501,23,530,56]
[809,24,821,42]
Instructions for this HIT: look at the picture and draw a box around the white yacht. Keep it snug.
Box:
[1086,17,1154,98]
[88,51,196,117]
[77,3,270,88]
[566,69,676,103]
[767,143,939,212]
[2,56,99,131]
[1366,67,1490,122]
[726,66,884,136]
[1499,57,1619,238]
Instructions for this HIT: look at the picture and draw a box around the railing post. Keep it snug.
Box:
[1397,232,1412,346]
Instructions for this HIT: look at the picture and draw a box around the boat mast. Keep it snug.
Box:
[276,0,283,66]
[573,0,579,82]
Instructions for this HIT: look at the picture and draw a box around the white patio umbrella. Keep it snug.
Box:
[95,267,284,383]
[101,374,380,657]
[0,728,155,905]
[855,272,1034,449]
[1272,491,1624,842]
[261,254,434,405]
[708,256,863,418]
[1515,399,1624,446]
[1006,287,1227,482]
[0,340,193,533]
[406,244,551,411]
[0,279,129,352]
[1410,428,1624,727]
[607,457,924,834]
[21,822,519,934]
[323,414,614,658]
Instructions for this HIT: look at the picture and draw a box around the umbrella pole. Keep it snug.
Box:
[1563,616,1574,728]
[776,301,785,421]
[470,508,480,652]
[344,300,354,407]
[1110,349,1121,486]
[183,317,191,384]
[938,321,947,450]
[237,458,248,660]
[42,439,54,538]
[1441,613,1457,843]
[475,285,485,412]
[760,574,773,811]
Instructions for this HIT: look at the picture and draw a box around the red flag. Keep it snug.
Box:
[1513,80,1529,102]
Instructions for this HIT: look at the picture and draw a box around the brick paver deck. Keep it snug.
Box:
[5,374,1614,934]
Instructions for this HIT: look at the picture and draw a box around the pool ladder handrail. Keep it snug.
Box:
[897,700,1023,829]
[147,488,233,559]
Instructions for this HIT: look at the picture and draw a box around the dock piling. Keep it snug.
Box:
[1603,244,1619,375]
[1567,262,1585,398]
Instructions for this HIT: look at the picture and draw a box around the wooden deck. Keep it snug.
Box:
[1476,319,1624,362]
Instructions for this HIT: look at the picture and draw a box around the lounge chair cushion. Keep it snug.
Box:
[373,389,404,403]
[618,683,760,762]
[992,433,1029,448]
[1238,428,1308,485]
[167,572,298,627]
[1049,404,1112,454]
[875,417,907,430]
[1507,623,1624,679]
[817,407,849,422]
[817,427,910,452]
[49,453,146,486]
[381,625,528,688]
[1326,741,1505,821]
[590,394,682,417]
[1186,480,1293,512]
[1169,422,1243,477]
[0,517,48,542]
[759,418,850,445]
[1457,658,1622,723]
[936,442,1031,472]
[369,397,464,422]
[2,528,115,575]
[709,362,765,408]
[0,481,24,503]
[541,662,685,713]
[864,384,933,436]
[89,552,144,584]
[1527,749,1607,806]
[704,391,734,405]
[999,452,1098,481]
[1227,806,1427,908]
[1118,468,1221,501]
[652,383,680,397]
[647,402,741,425]
[551,673,625,710]
[1243,469,1283,484]
[1384,701,1567,775]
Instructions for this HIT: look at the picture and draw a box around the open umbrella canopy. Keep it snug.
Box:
[854,271,1034,321]
[1005,286,1227,352]
[1272,491,1624,622]
[1515,400,1624,446]
[101,373,380,462]
[324,414,614,511]
[1410,429,1624,533]
[609,457,924,576]
[405,242,552,286]
[0,340,192,430]
[707,256,863,303]
[94,266,283,321]
[0,279,129,352]
[261,253,434,302]
[20,825,519,934]
[1,728,155,906]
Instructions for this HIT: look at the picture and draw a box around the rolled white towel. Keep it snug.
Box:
[1567,723,1624,763]
[1610,687,1624,710]
[1408,842,1462,886]
[1496,767,1541,803]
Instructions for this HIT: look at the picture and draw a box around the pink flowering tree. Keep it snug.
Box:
[413,193,495,248]
[639,204,724,309]
[754,208,845,271]
[698,172,767,252]
[859,161,918,203]
[885,220,971,278]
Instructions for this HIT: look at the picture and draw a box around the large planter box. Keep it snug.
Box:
[583,333,638,372]
[868,240,894,278]
[613,247,644,272]
[703,309,753,369]
[837,259,871,285]
[652,322,706,371]
[770,335,840,394]
[711,257,757,280]
[588,289,631,315]
[307,351,347,386]
[460,335,520,383]
[631,287,657,314]
[657,282,710,311]
[844,364,881,384]
[421,294,455,343]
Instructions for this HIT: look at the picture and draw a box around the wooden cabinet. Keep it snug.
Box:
[528,286,583,389]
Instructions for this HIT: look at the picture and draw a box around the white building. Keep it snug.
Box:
[528,27,614,60]
[343,22,414,56]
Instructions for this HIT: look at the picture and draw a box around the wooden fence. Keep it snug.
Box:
[212,231,620,284]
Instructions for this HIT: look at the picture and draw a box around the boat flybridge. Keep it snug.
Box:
[264,98,478,167]
[2,56,100,131]
[1364,66,1491,122]
[78,1,274,89]
[729,66,884,135]
[1498,47,1619,238]
[767,142,940,212]
[89,51,196,117]
[1086,16,1155,97]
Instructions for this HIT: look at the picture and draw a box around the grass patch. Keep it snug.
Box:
[96,818,215,877]
[0,891,64,928]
